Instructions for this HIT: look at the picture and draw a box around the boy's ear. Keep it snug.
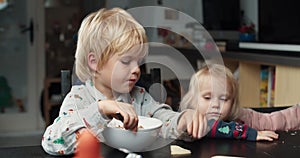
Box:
[87,52,98,72]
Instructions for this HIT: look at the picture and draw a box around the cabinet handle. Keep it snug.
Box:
[21,19,34,45]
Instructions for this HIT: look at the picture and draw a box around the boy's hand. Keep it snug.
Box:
[256,131,279,141]
[98,100,138,132]
[178,109,209,139]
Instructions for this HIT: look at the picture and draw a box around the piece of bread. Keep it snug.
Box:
[170,145,191,157]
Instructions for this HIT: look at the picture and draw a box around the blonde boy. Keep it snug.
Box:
[42,8,208,155]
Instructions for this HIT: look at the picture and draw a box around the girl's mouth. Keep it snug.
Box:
[206,112,221,118]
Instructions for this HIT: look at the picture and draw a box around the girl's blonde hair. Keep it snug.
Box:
[180,64,239,120]
[75,8,148,82]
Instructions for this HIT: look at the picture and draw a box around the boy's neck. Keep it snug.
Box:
[93,79,130,100]
[94,82,114,99]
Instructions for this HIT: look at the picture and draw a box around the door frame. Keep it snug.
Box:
[0,0,45,133]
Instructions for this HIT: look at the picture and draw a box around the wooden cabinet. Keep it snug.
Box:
[223,52,300,108]
[275,66,300,105]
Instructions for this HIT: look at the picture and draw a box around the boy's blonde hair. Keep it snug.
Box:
[180,64,239,120]
[75,8,148,82]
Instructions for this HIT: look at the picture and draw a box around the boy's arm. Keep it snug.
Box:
[207,120,257,141]
[42,97,86,155]
[42,88,109,155]
[137,88,183,139]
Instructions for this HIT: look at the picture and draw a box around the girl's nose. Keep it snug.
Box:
[211,98,220,109]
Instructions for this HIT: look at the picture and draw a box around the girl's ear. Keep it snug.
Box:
[87,52,98,72]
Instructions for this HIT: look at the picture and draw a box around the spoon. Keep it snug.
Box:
[111,112,124,122]
[118,148,142,158]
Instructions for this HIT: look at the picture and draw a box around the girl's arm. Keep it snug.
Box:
[237,104,300,131]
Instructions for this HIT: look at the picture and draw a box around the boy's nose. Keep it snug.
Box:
[131,64,140,75]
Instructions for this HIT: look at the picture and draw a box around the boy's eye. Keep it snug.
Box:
[138,59,144,65]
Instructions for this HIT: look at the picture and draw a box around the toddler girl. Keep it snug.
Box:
[180,64,300,140]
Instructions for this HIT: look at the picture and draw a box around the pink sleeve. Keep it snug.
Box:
[237,104,300,131]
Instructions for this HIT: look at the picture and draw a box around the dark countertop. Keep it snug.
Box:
[170,46,300,68]
[222,50,300,67]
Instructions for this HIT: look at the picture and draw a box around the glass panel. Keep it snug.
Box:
[0,0,28,113]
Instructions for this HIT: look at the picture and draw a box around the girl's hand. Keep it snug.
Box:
[98,100,138,132]
[256,131,279,141]
[178,109,209,139]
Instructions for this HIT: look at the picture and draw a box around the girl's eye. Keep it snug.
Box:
[121,59,131,65]
[203,96,211,100]
[220,96,228,101]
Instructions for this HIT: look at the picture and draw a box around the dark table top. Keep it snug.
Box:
[0,130,299,158]
[177,130,300,158]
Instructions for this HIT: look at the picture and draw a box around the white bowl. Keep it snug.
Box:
[102,116,163,152]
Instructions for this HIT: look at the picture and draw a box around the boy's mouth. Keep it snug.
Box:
[128,78,137,85]
[129,78,137,82]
